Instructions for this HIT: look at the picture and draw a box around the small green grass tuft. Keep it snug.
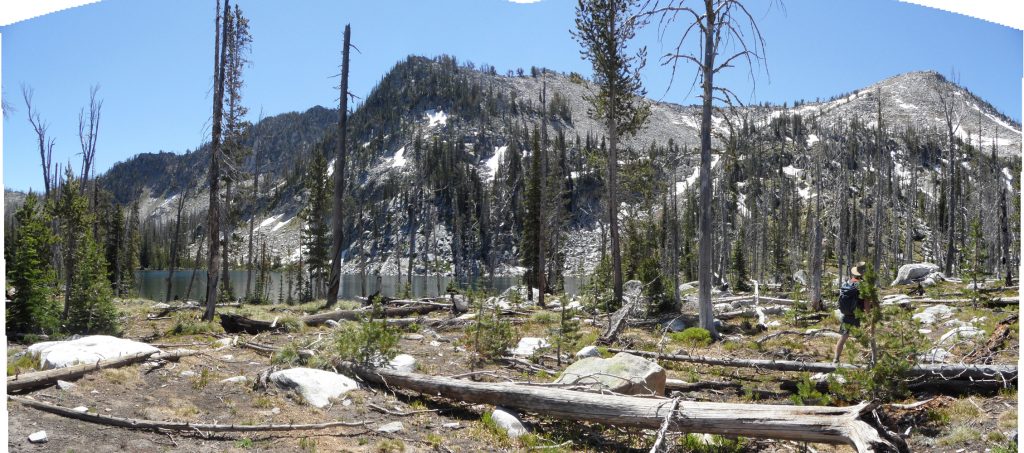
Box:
[7,353,40,376]
[670,327,712,347]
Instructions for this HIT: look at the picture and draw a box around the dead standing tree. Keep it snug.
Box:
[326,24,352,308]
[640,0,772,338]
[22,85,56,198]
[204,0,230,322]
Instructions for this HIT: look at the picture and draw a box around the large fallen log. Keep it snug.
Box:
[9,395,367,432]
[964,314,1019,364]
[607,348,1018,381]
[910,297,1018,306]
[336,362,900,452]
[716,305,786,321]
[7,349,197,392]
[219,303,451,333]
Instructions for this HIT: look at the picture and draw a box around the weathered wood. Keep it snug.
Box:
[218,303,451,333]
[302,304,448,327]
[964,314,1019,364]
[336,363,898,451]
[910,297,1018,305]
[7,349,197,392]
[10,395,367,432]
[608,348,1018,381]
[598,297,639,344]
[756,329,842,345]
[716,305,786,320]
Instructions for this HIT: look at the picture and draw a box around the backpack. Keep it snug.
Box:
[838,281,861,321]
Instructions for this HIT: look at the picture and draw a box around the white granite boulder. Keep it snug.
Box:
[913,305,955,324]
[490,407,528,438]
[574,345,601,360]
[27,335,159,369]
[387,354,417,373]
[554,352,666,396]
[269,368,358,408]
[511,337,550,357]
[891,263,940,286]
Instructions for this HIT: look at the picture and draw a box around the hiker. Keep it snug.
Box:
[833,261,867,363]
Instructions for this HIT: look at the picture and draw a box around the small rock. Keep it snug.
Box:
[918,348,952,363]
[574,345,601,360]
[663,318,687,333]
[387,354,417,373]
[214,337,233,348]
[271,407,281,414]
[72,406,88,413]
[56,380,76,390]
[913,304,955,324]
[28,431,47,443]
[442,422,461,429]
[403,334,424,341]
[152,303,171,310]
[342,399,352,407]
[511,337,550,356]
[325,320,341,328]
[490,407,528,437]
[451,294,471,313]
[90,389,99,394]
[429,340,441,347]
[180,370,197,378]
[220,376,248,384]
[377,421,404,433]
[221,354,234,361]
[810,372,846,384]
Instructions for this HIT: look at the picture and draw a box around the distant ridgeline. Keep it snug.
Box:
[76,55,1019,298]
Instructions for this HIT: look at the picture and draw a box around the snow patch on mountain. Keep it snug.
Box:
[485,145,508,182]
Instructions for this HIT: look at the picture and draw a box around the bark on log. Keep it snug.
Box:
[219,303,450,333]
[599,297,639,344]
[716,305,786,320]
[964,314,1019,364]
[607,348,1017,381]
[336,362,899,451]
[910,297,1018,305]
[7,349,197,392]
[9,395,367,432]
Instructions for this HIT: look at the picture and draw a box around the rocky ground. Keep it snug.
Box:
[6,279,1019,452]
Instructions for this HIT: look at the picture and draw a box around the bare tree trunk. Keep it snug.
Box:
[203,0,230,322]
[246,143,260,301]
[326,24,351,307]
[185,241,203,302]
[165,191,187,302]
[222,178,233,298]
[810,141,824,310]
[697,2,718,338]
[537,82,547,308]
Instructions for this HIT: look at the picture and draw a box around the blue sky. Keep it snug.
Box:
[2,0,1021,192]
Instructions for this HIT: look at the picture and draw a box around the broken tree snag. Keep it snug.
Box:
[7,349,197,393]
[336,363,898,451]
[598,297,640,344]
[965,314,1019,364]
[9,395,368,432]
[607,349,1018,381]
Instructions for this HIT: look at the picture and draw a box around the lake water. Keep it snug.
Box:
[135,270,586,303]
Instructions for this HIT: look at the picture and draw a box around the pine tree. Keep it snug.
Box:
[574,0,650,308]
[6,194,60,336]
[300,144,333,299]
[54,171,119,335]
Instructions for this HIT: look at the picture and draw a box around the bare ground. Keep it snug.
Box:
[7,281,1019,452]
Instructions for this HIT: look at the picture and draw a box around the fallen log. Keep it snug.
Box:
[607,348,1018,381]
[716,305,786,321]
[964,314,1019,364]
[9,395,367,432]
[336,362,900,451]
[756,329,843,345]
[7,349,197,393]
[910,297,1018,306]
[302,304,449,327]
[219,303,451,333]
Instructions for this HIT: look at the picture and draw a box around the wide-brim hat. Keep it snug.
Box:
[850,262,866,277]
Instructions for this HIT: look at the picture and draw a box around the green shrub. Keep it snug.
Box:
[678,433,747,453]
[670,327,712,347]
[531,311,558,325]
[789,373,831,406]
[331,306,399,367]
[7,353,41,376]
[168,313,223,336]
[466,296,515,363]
